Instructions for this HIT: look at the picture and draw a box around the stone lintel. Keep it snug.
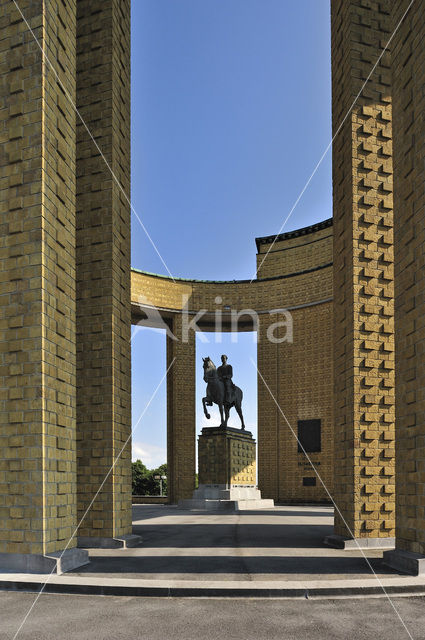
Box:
[324,535,395,550]
[77,534,142,549]
[0,549,89,575]
[383,549,425,576]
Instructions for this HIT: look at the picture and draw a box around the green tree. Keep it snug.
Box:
[151,463,167,496]
[132,459,150,495]
[132,460,168,496]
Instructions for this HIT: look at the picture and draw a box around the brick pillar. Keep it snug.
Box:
[75,0,134,546]
[384,2,425,575]
[0,0,87,571]
[331,0,395,544]
[167,316,196,503]
[257,316,280,500]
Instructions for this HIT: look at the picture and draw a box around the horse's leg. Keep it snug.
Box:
[224,404,230,427]
[202,397,211,420]
[235,405,245,429]
[235,394,245,429]
[218,403,226,426]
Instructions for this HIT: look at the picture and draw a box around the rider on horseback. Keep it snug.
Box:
[217,354,234,405]
[202,355,245,429]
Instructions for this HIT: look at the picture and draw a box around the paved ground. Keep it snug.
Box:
[69,504,396,582]
[1,505,424,638]
[1,592,423,640]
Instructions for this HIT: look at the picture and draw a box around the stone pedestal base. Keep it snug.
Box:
[180,426,273,511]
[324,534,395,550]
[77,534,142,549]
[179,484,274,511]
[0,548,89,575]
[383,549,425,575]
[198,426,257,485]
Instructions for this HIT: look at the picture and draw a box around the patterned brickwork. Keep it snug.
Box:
[75,0,132,540]
[198,427,256,486]
[331,0,395,538]
[391,2,425,555]
[0,0,77,554]
[167,315,196,502]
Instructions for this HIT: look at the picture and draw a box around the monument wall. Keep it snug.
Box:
[2,0,425,572]
[131,220,334,503]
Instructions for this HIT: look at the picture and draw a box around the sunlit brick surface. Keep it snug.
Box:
[331,0,395,539]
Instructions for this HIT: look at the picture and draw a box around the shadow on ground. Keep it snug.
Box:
[68,505,399,581]
[131,523,331,548]
[72,554,394,577]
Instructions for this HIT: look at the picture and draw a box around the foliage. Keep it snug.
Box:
[132,460,168,496]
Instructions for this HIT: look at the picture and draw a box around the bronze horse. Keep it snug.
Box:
[202,357,245,429]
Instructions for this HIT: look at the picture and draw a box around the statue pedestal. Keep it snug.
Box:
[178,426,274,511]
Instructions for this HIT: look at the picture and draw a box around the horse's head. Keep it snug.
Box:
[203,357,216,382]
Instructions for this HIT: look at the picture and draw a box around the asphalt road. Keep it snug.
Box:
[1,592,423,640]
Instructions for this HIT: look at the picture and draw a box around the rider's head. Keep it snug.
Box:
[221,354,228,363]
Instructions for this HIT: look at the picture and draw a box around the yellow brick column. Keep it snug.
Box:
[330,0,396,545]
[383,2,425,575]
[257,315,280,500]
[75,0,135,547]
[0,0,87,572]
[167,315,196,503]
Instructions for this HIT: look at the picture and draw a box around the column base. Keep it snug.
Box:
[0,548,89,575]
[324,534,395,550]
[383,549,425,576]
[77,534,142,549]
[178,484,274,511]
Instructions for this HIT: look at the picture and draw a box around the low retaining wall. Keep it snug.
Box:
[132,496,168,505]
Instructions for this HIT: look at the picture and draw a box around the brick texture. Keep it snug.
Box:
[331,0,395,539]
[392,1,425,555]
[0,0,77,554]
[75,0,132,540]
[167,315,196,502]
[4,0,425,557]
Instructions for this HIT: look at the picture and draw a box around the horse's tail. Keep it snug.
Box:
[234,385,242,407]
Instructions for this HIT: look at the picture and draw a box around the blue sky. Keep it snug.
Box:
[130,0,332,468]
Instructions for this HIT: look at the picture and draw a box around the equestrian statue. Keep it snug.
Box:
[202,355,245,429]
